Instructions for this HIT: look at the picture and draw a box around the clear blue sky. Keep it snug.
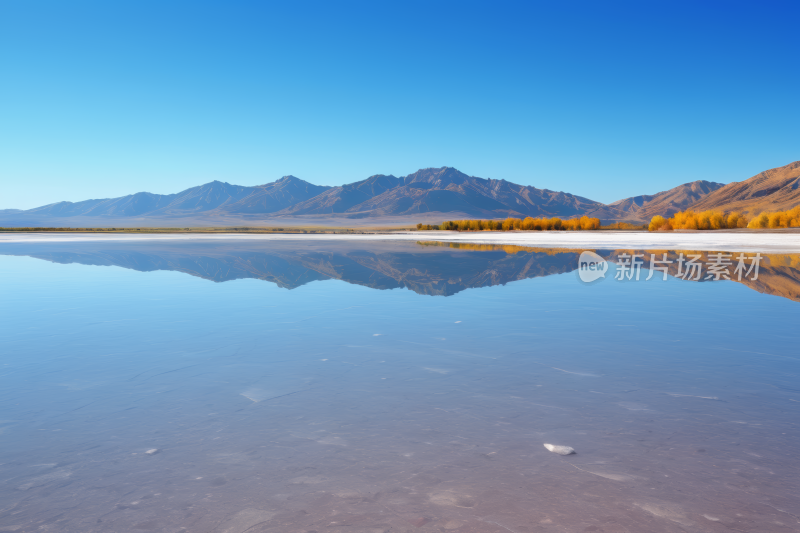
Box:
[1,0,798,209]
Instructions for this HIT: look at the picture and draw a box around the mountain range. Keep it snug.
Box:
[2,161,798,227]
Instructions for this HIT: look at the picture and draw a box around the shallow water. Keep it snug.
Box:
[1,238,799,533]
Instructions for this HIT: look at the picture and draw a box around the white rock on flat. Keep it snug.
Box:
[544,443,575,455]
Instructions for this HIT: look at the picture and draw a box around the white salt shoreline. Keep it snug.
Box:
[1,231,799,253]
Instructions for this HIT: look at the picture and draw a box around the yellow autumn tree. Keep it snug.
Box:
[425,216,602,231]
[652,209,750,231]
[648,215,669,231]
[648,206,800,230]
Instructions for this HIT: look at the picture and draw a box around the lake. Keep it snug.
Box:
[1,236,799,533]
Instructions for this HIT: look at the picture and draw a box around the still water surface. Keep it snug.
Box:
[1,238,799,533]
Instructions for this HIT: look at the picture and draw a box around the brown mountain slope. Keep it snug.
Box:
[402,168,603,218]
[334,168,513,217]
[690,160,800,215]
[584,180,724,222]
[211,176,331,214]
[277,174,403,215]
[280,167,603,218]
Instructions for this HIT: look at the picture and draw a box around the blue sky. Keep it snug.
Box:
[1,0,798,209]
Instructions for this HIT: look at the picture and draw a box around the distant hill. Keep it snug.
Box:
[26,180,249,217]
[585,180,725,222]
[689,161,800,215]
[25,177,330,218]
[2,162,798,227]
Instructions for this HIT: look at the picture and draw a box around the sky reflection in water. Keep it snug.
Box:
[1,239,799,533]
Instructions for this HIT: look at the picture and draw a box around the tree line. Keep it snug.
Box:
[417,216,602,232]
[649,206,800,231]
[0,227,126,231]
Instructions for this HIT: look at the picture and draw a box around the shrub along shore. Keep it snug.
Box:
[649,206,800,231]
[415,208,800,233]
[417,216,604,231]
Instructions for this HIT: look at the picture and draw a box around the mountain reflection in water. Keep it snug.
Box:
[2,239,800,301]
[2,237,800,533]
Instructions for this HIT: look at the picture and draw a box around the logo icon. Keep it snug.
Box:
[578,251,608,283]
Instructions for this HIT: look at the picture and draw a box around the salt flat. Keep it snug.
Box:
[1,230,799,252]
